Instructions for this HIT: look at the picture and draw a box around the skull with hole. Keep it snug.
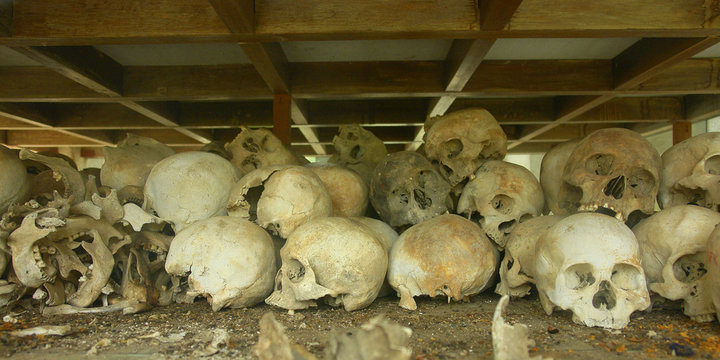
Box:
[632,205,720,322]
[706,222,720,322]
[165,216,276,311]
[144,151,239,231]
[457,160,545,248]
[658,132,720,211]
[227,165,332,238]
[424,108,507,189]
[387,214,498,310]
[370,151,452,229]
[266,217,387,311]
[496,215,563,298]
[0,145,30,215]
[330,125,388,185]
[225,127,303,176]
[100,134,175,191]
[306,163,368,217]
[534,212,650,329]
[557,128,660,224]
[539,139,581,215]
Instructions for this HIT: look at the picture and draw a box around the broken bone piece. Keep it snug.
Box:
[254,312,318,360]
[326,316,413,360]
[42,299,142,316]
[492,295,545,360]
[10,325,72,337]
[122,203,165,232]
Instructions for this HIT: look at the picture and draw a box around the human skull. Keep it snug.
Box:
[144,151,239,231]
[330,125,388,185]
[349,216,399,298]
[557,128,660,223]
[534,212,650,329]
[266,217,387,311]
[370,151,452,228]
[225,127,302,176]
[539,139,580,215]
[20,149,86,205]
[658,132,720,211]
[496,215,563,298]
[227,166,332,238]
[457,160,545,248]
[0,145,30,214]
[100,133,175,190]
[632,205,720,322]
[423,108,507,188]
[165,216,276,311]
[306,163,368,217]
[387,214,498,310]
[706,223,720,322]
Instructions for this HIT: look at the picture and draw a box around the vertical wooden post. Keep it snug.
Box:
[672,120,692,144]
[273,93,291,146]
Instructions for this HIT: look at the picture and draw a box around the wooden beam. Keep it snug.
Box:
[208,0,255,33]
[673,120,692,144]
[291,99,325,155]
[479,0,523,31]
[240,43,289,93]
[119,101,211,143]
[273,94,291,145]
[685,94,720,122]
[0,0,12,37]
[5,130,109,147]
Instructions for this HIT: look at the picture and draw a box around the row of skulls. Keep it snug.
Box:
[1,107,720,331]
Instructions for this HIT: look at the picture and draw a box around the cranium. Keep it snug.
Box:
[349,216,399,298]
[0,145,30,214]
[100,134,175,191]
[387,214,498,310]
[457,160,545,248]
[225,127,303,176]
[496,215,563,298]
[144,151,239,231]
[534,212,650,329]
[658,132,720,211]
[370,151,452,229]
[423,108,507,188]
[557,128,660,224]
[227,165,332,238]
[165,216,276,311]
[706,222,720,322]
[20,149,86,205]
[632,205,720,322]
[306,163,368,217]
[266,217,387,311]
[330,125,388,185]
[539,139,580,215]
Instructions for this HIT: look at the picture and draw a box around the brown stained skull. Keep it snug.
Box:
[225,127,303,176]
[100,134,175,191]
[370,151,452,228]
[330,125,388,185]
[557,128,660,223]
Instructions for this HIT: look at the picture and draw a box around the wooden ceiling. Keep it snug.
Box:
[1,0,720,157]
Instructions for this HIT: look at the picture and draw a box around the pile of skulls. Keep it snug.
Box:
[3,108,720,332]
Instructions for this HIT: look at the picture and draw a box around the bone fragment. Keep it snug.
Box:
[254,312,318,360]
[42,299,141,316]
[492,295,547,360]
[327,316,412,360]
[10,325,72,337]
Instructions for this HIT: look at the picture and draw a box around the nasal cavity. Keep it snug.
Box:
[413,189,432,209]
[603,175,625,199]
[592,280,617,310]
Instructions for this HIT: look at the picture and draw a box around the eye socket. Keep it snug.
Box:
[564,263,596,290]
[627,167,655,196]
[672,253,707,283]
[705,155,720,175]
[490,194,514,215]
[443,139,463,159]
[611,263,643,290]
[585,154,614,176]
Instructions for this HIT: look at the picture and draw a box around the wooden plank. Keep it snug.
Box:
[0,67,102,101]
[119,101,210,144]
[673,120,692,144]
[273,94,291,145]
[0,103,113,145]
[120,129,199,146]
[0,0,11,36]
[178,101,273,127]
[209,0,255,33]
[241,43,289,93]
[685,94,720,122]
[479,0,523,31]
[444,39,496,92]
[291,99,325,155]
[5,130,112,147]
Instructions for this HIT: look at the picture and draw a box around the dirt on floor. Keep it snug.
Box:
[0,291,719,359]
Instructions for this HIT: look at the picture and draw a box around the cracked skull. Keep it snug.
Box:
[534,212,650,329]
[225,127,303,176]
[330,125,388,185]
[100,133,175,191]
[370,151,452,228]
[632,205,720,322]
[424,108,507,188]
[265,217,387,311]
[557,128,660,223]
[457,160,544,248]
[387,214,498,310]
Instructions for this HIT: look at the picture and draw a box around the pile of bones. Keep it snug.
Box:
[2,107,720,331]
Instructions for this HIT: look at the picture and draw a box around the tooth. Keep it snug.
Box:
[615,212,623,220]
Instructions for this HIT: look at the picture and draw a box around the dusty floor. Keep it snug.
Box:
[0,291,719,359]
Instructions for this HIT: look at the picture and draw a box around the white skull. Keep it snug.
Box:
[266,217,387,311]
[370,151,452,228]
[227,166,332,238]
[387,214,498,310]
[306,163,368,217]
[100,134,175,190]
[706,223,720,322]
[165,216,276,311]
[539,139,580,215]
[496,215,562,298]
[330,125,388,185]
[658,132,720,211]
[534,212,650,329]
[424,108,507,188]
[349,216,399,298]
[0,146,30,214]
[557,128,660,223]
[225,127,302,176]
[457,160,545,248]
[144,151,239,231]
[632,205,720,322]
